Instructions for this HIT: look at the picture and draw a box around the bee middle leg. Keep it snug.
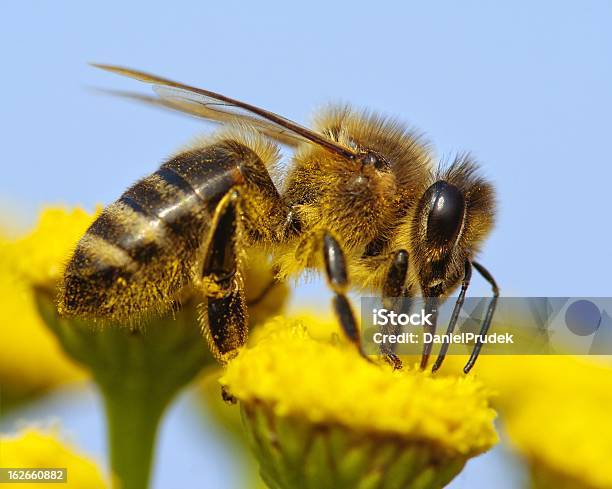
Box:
[420,295,440,370]
[322,233,371,361]
[380,250,412,370]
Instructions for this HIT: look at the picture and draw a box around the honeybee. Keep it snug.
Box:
[60,64,498,373]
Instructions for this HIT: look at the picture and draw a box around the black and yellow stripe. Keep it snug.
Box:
[60,140,258,320]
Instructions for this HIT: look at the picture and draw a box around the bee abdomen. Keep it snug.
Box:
[61,197,191,319]
[121,168,210,252]
[60,140,255,320]
[61,239,136,315]
[60,165,211,320]
[160,142,247,208]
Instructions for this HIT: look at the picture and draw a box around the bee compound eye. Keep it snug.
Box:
[425,181,465,246]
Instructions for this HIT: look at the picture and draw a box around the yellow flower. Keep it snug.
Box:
[0,428,109,488]
[506,395,612,489]
[472,356,612,489]
[475,355,612,412]
[0,208,96,404]
[221,317,498,489]
[1,207,98,285]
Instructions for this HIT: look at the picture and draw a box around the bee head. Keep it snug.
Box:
[406,155,496,293]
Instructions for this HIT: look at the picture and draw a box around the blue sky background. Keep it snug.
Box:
[1,1,611,488]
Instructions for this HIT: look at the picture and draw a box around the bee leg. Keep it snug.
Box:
[322,233,371,361]
[463,261,499,373]
[381,250,410,370]
[431,261,473,372]
[420,295,440,370]
[198,191,248,365]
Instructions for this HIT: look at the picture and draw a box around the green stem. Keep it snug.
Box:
[33,290,211,489]
[100,381,169,489]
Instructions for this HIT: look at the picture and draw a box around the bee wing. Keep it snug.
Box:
[92,64,357,158]
[154,85,308,148]
[93,88,303,147]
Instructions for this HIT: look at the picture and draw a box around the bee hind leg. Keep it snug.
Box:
[198,191,248,366]
[322,233,372,362]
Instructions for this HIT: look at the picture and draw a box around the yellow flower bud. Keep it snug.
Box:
[0,428,109,488]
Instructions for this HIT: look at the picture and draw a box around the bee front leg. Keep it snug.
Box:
[463,261,499,373]
[198,190,248,365]
[322,233,371,361]
[431,260,472,373]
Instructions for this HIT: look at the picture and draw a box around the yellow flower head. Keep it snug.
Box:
[0,428,109,488]
[506,395,612,489]
[0,207,97,403]
[1,207,98,285]
[474,356,612,489]
[474,355,612,410]
[221,317,498,489]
